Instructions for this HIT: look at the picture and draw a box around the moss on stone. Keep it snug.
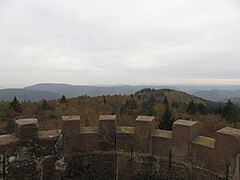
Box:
[152,129,172,139]
[192,136,215,148]
[117,126,135,134]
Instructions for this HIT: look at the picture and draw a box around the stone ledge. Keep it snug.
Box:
[15,118,38,125]
[192,136,215,149]
[173,120,197,127]
[136,116,155,122]
[116,126,135,134]
[80,127,99,134]
[99,115,117,121]
[62,115,80,121]
[152,129,172,139]
[38,130,61,140]
[0,134,17,145]
[217,127,240,138]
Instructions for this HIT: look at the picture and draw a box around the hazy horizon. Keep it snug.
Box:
[0,0,239,87]
[1,82,240,90]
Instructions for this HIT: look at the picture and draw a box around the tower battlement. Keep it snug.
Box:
[0,115,239,179]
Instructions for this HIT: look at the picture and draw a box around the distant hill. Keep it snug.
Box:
[0,89,60,101]
[3,83,239,103]
[136,88,213,105]
[192,89,240,102]
[0,83,176,101]
[24,83,177,98]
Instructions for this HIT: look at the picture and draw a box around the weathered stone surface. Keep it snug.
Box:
[135,116,155,153]
[0,118,62,179]
[62,115,80,154]
[0,115,239,179]
[7,147,41,179]
[116,126,135,152]
[215,127,240,176]
[191,136,216,172]
[79,127,99,152]
[172,119,199,160]
[43,155,63,180]
[0,134,17,146]
[99,115,116,151]
[117,152,136,180]
[15,118,39,141]
[152,129,172,156]
[64,152,116,180]
[37,130,61,156]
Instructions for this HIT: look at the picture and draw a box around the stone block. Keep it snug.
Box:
[64,152,116,179]
[216,127,240,157]
[99,115,117,151]
[117,153,136,180]
[42,155,59,180]
[191,136,216,170]
[116,126,135,152]
[38,130,61,156]
[15,118,39,140]
[62,115,80,154]
[152,129,172,156]
[215,127,240,174]
[135,116,155,153]
[172,120,199,160]
[79,127,99,152]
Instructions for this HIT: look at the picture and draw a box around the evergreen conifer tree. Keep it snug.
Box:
[10,96,22,113]
[60,95,67,103]
[159,103,174,130]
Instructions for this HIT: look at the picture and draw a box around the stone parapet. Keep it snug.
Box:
[0,115,239,179]
[0,118,60,179]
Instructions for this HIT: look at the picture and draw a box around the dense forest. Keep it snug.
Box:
[0,88,239,137]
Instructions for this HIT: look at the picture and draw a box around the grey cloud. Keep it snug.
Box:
[0,0,240,87]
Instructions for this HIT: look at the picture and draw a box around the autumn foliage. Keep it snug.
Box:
[0,89,239,137]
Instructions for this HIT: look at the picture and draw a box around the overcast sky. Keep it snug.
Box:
[0,0,240,88]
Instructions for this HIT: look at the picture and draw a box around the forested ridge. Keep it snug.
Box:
[0,88,239,137]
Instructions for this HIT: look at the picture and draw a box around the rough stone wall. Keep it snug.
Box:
[0,118,61,179]
[99,115,117,151]
[172,120,199,161]
[0,115,239,179]
[116,126,135,152]
[152,129,172,157]
[135,116,155,153]
[64,152,116,180]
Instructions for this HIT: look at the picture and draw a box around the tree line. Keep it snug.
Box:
[0,89,239,136]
